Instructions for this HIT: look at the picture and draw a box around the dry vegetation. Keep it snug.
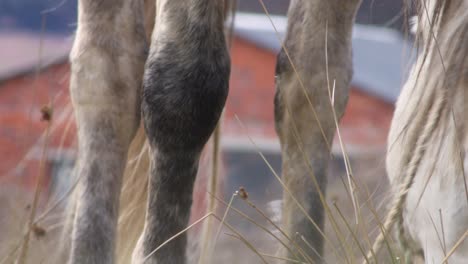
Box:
[1,152,403,264]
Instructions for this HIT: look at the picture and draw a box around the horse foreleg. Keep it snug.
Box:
[67,0,147,263]
[275,0,361,262]
[131,1,230,263]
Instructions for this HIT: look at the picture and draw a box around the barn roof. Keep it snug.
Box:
[233,13,415,103]
[0,31,71,81]
[236,0,405,31]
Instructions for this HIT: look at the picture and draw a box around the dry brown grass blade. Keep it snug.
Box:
[373,210,399,262]
[438,209,447,262]
[0,102,72,182]
[198,121,222,264]
[299,236,324,263]
[0,238,23,264]
[256,0,332,152]
[324,20,359,223]
[223,233,269,264]
[16,104,53,264]
[15,14,54,258]
[237,191,315,263]
[333,203,370,263]
[260,252,309,264]
[427,211,446,260]
[212,191,237,256]
[211,215,270,264]
[142,213,214,262]
[440,230,467,263]
[234,115,346,262]
[208,192,307,262]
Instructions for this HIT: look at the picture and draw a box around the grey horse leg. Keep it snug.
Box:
[132,1,229,263]
[67,0,147,263]
[275,0,362,262]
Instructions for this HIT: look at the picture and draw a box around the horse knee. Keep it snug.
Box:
[141,47,230,152]
[70,43,145,148]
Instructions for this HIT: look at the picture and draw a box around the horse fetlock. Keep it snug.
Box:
[135,153,198,264]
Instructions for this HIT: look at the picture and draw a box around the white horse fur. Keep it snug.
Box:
[377,0,468,263]
[36,0,467,263]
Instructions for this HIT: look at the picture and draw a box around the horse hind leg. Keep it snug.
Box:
[274,0,362,262]
[66,0,147,263]
[131,1,229,264]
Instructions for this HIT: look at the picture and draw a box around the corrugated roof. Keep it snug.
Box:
[236,0,405,31]
[0,31,72,81]
[233,13,415,103]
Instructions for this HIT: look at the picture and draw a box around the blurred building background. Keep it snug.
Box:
[0,1,415,262]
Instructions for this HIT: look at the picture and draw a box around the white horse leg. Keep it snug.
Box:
[274,0,361,262]
[67,0,147,263]
[132,1,229,263]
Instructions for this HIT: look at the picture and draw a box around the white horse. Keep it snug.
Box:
[369,0,468,263]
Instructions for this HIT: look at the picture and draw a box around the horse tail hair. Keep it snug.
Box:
[116,126,150,264]
[115,1,155,262]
